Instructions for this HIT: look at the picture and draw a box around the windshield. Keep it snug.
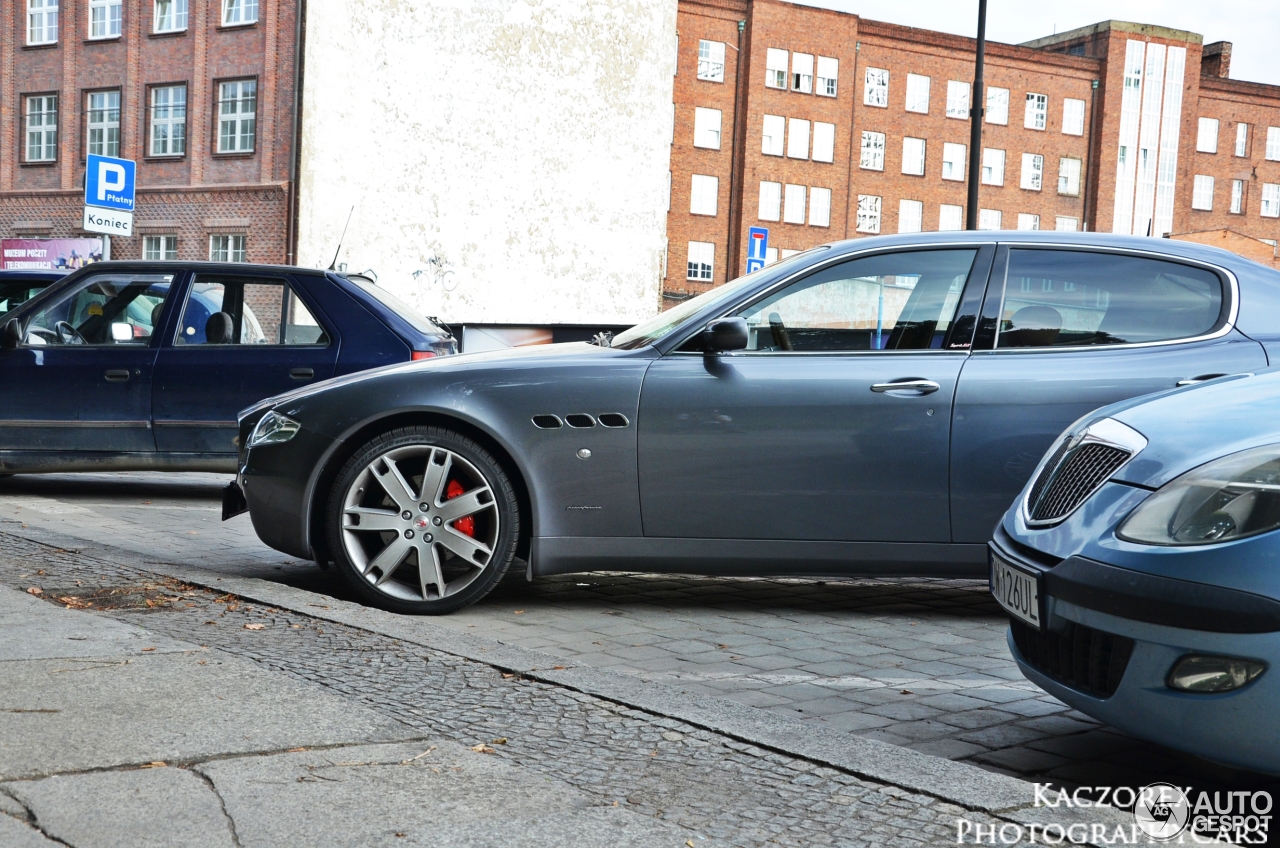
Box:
[612,246,831,350]
[350,278,446,336]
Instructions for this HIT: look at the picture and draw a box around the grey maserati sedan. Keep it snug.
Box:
[228,232,1280,614]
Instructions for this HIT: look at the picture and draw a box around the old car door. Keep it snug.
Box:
[150,272,339,454]
[0,270,178,453]
[638,246,993,543]
[950,245,1268,543]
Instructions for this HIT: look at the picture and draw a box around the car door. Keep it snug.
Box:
[0,270,178,452]
[951,245,1269,543]
[151,271,339,454]
[638,245,993,543]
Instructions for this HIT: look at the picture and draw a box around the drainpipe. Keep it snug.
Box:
[725,16,748,281]
[1081,78,1099,232]
[843,41,859,239]
[286,0,307,264]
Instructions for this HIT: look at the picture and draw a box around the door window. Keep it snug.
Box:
[732,249,978,352]
[997,250,1225,348]
[20,274,174,346]
[175,276,328,346]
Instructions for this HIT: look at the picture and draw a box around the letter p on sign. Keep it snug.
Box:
[97,162,126,201]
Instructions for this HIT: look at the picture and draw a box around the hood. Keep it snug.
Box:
[1106,366,1280,488]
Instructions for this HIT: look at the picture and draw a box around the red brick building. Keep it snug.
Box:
[667,1,1280,299]
[0,0,298,262]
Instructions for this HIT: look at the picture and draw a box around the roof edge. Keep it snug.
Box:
[1020,20,1202,50]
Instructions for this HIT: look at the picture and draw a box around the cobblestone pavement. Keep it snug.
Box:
[1,472,1275,796]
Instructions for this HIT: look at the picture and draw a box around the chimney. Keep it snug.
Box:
[1202,41,1232,78]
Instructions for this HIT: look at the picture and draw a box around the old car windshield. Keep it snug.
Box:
[611,246,831,350]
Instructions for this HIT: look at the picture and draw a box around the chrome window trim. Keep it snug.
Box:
[985,243,1240,354]
[1020,417,1148,528]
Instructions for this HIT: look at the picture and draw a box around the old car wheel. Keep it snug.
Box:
[327,426,520,614]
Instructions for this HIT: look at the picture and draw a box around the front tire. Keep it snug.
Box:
[326,426,520,614]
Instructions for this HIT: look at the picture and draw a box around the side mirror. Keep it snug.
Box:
[1,319,20,351]
[701,317,748,354]
[110,322,133,342]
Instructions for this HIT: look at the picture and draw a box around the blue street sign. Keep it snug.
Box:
[85,154,136,212]
[746,226,769,273]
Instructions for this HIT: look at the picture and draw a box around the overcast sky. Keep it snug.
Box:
[798,0,1279,86]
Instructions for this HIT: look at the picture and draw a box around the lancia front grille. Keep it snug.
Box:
[1010,618,1134,698]
[1023,418,1147,527]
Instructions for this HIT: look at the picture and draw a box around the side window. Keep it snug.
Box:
[732,249,978,352]
[997,250,1224,349]
[21,274,174,346]
[176,276,329,346]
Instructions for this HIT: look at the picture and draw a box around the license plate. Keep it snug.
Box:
[991,552,1042,630]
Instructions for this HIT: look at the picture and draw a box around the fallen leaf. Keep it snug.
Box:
[26,587,42,595]
[501,673,515,679]
[717,644,729,649]
[197,661,206,665]
[140,761,166,769]
[291,624,302,629]
[287,747,307,753]
[730,656,742,660]
[688,841,696,848]
[490,737,507,745]
[36,570,46,576]
[900,689,913,695]
[513,610,525,615]
[470,743,497,754]
[552,666,565,670]
[244,623,265,631]
[141,647,156,652]
[204,620,217,625]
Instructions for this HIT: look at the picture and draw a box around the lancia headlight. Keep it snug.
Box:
[1118,444,1280,546]
[246,410,301,448]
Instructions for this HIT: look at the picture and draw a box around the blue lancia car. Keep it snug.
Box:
[992,371,1280,774]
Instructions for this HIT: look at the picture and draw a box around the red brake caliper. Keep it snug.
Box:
[445,479,475,537]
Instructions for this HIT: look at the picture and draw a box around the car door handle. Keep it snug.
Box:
[1176,373,1228,387]
[104,369,130,383]
[289,368,314,381]
[870,378,940,395]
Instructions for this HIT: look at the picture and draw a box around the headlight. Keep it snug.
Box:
[246,410,301,448]
[1118,444,1280,545]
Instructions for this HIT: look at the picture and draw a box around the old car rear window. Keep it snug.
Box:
[997,250,1224,348]
[350,278,444,336]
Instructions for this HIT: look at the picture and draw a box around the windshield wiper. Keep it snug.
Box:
[590,331,613,348]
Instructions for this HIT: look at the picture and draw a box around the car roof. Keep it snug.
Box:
[54,260,330,277]
[0,269,68,280]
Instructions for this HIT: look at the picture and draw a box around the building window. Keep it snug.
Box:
[1062,98,1085,136]
[942,142,966,181]
[758,181,782,221]
[697,40,725,82]
[860,131,885,171]
[864,68,888,107]
[905,74,930,114]
[761,115,785,156]
[693,107,721,149]
[766,48,788,89]
[986,87,1009,125]
[1020,153,1043,191]
[855,195,881,234]
[978,209,1002,230]
[1231,179,1245,214]
[811,122,835,163]
[217,80,257,153]
[1236,123,1250,157]
[1192,175,1215,210]
[791,53,813,94]
[981,148,1005,186]
[1262,184,1280,218]
[28,0,58,45]
[209,234,247,262]
[1197,117,1219,153]
[1267,127,1280,161]
[1017,213,1040,231]
[143,235,178,260]
[1024,93,1047,130]
[898,199,923,233]
[786,118,810,159]
[783,184,806,224]
[154,0,187,32]
[686,242,714,282]
[1057,157,1081,196]
[689,174,718,216]
[221,0,257,25]
[23,95,57,162]
[809,187,832,227]
[86,90,121,158]
[150,85,187,156]
[1055,216,1078,232]
[946,81,970,119]
[902,137,925,176]
[89,0,121,38]
[816,56,838,97]
[939,204,962,231]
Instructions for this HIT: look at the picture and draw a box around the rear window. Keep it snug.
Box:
[350,279,445,336]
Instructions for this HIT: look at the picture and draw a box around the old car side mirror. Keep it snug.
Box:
[1,318,20,351]
[110,322,134,342]
[701,318,748,354]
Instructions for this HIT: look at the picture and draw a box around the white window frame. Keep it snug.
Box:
[1236,123,1249,158]
[1197,117,1220,154]
[693,107,722,150]
[942,142,966,181]
[209,234,247,263]
[986,87,1009,125]
[1267,127,1280,161]
[859,131,885,171]
[1192,175,1215,210]
[1017,213,1040,231]
[86,90,120,158]
[27,0,58,45]
[143,235,178,260]
[24,95,57,163]
[901,137,925,176]
[217,79,257,153]
[898,199,923,234]
[1024,92,1047,130]
[1055,216,1079,232]
[938,204,963,232]
[809,187,831,228]
[946,80,970,119]
[766,48,788,89]
[981,148,1004,186]
[686,241,714,282]
[1062,98,1085,136]
[791,53,813,94]
[149,84,187,157]
[689,174,719,216]
[786,118,810,160]
[783,184,807,224]
[905,74,930,114]
[89,0,121,39]
[697,40,725,82]
[761,115,784,157]
[816,56,838,97]
[811,122,835,163]
[855,195,881,234]
[758,181,782,221]
[221,0,257,26]
[1020,153,1043,191]
[863,68,888,108]
[154,0,187,33]
[978,209,1002,230]
[1231,179,1245,214]
[1262,184,1280,218]
[1057,157,1081,196]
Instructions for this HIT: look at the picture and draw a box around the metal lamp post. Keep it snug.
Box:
[965,0,988,230]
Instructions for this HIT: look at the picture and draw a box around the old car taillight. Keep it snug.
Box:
[446,479,475,537]
[411,350,435,361]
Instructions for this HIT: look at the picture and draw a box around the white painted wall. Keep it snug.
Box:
[297,0,677,326]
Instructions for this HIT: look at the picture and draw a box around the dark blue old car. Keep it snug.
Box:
[0,262,455,474]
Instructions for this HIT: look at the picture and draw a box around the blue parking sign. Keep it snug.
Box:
[746,226,769,273]
[85,154,136,212]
